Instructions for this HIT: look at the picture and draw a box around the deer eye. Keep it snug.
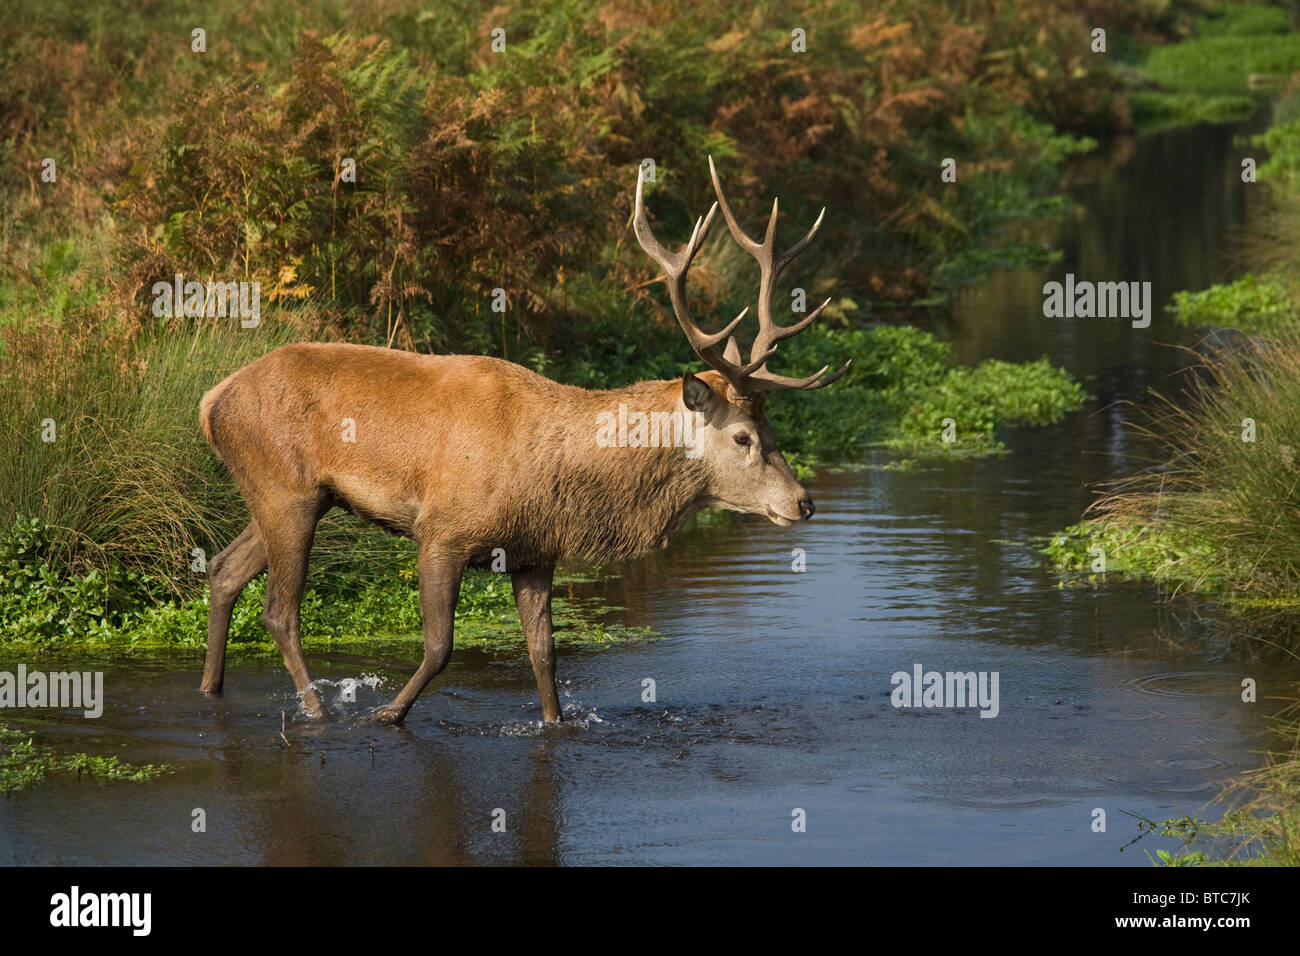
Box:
[733,432,751,447]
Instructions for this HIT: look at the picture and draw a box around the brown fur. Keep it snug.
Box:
[198,342,813,724]
[202,343,717,564]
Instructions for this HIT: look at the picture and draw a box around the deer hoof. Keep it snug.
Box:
[362,705,405,726]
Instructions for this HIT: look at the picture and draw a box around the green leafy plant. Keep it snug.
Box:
[1168,274,1296,334]
[0,724,169,796]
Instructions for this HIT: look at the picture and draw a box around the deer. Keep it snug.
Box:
[197,158,849,724]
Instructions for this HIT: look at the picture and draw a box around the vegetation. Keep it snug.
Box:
[1044,328,1300,864]
[1168,273,1297,333]
[1043,332,1300,620]
[1143,5,1300,94]
[0,723,169,796]
[3,0,1297,863]
[0,514,649,652]
[772,324,1088,463]
[1125,764,1300,866]
[1045,88,1300,617]
[1,0,1155,338]
[1131,2,1300,131]
[1044,519,1224,593]
[1043,14,1300,865]
[1167,112,1300,333]
[0,0,1137,651]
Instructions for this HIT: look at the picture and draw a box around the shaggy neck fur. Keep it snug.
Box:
[511,378,713,564]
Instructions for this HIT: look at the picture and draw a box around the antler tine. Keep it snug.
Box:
[707,156,847,393]
[707,155,761,256]
[633,168,750,390]
[763,295,832,345]
[638,161,849,399]
[747,358,853,393]
[723,336,741,365]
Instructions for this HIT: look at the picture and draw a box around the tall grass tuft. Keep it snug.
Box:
[0,318,302,596]
[1082,335,1300,611]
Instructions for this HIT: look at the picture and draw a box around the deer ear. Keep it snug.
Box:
[682,372,716,413]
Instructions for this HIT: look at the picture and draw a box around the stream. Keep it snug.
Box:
[3,116,1297,865]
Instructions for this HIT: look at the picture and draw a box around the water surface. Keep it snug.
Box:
[2,117,1295,866]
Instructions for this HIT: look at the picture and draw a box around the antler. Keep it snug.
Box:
[633,159,849,397]
[633,170,758,396]
[706,156,850,393]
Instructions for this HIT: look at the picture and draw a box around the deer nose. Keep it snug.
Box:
[798,497,815,520]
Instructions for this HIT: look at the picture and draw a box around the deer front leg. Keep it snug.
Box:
[369,548,463,725]
[512,565,561,723]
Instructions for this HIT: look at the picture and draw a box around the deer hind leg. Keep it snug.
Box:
[369,546,463,725]
[200,522,267,694]
[257,495,329,718]
[512,565,561,723]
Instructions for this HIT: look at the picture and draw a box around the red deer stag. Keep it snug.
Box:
[198,158,849,724]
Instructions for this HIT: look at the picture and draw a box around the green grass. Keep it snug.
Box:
[1132,2,1300,131]
[1129,90,1259,131]
[0,319,304,596]
[1196,2,1294,36]
[1146,33,1300,95]
[1144,3,1300,95]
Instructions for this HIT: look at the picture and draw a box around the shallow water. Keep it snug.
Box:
[3,117,1296,865]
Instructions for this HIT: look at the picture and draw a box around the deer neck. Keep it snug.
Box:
[545,379,710,561]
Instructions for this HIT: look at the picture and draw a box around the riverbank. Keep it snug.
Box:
[1043,63,1300,622]
[1043,3,1300,866]
[1044,8,1300,603]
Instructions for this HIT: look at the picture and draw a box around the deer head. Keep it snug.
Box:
[633,158,851,526]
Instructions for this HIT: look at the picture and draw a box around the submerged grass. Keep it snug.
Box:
[110,567,653,656]
[0,511,654,654]
[1132,710,1300,866]
[0,723,169,797]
